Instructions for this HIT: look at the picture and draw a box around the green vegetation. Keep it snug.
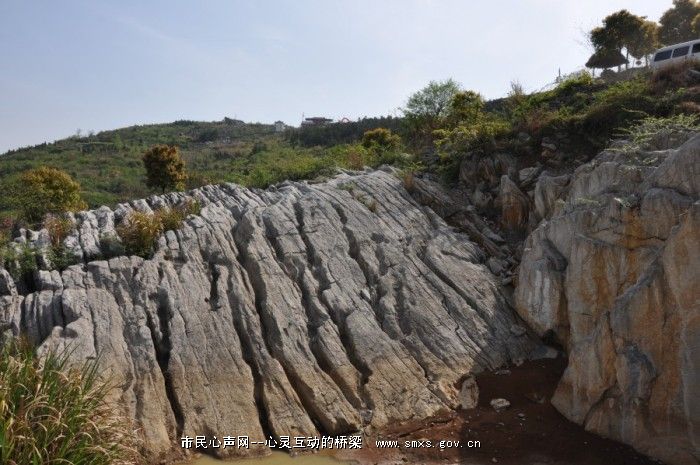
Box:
[116,211,165,258]
[142,145,187,193]
[116,200,201,258]
[9,167,87,223]
[613,114,700,153]
[0,340,140,465]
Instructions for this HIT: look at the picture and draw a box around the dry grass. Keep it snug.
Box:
[0,339,142,464]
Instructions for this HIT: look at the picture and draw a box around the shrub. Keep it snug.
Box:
[43,214,74,248]
[115,200,199,258]
[158,199,201,232]
[362,128,402,152]
[142,145,187,194]
[580,78,654,137]
[46,244,79,271]
[613,114,700,153]
[0,243,37,284]
[650,60,700,93]
[99,233,126,259]
[398,161,425,192]
[15,167,87,224]
[116,211,164,258]
[0,340,140,465]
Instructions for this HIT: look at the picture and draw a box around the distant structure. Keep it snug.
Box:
[301,116,333,127]
[274,121,287,132]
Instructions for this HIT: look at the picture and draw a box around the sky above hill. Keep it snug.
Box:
[1,0,669,153]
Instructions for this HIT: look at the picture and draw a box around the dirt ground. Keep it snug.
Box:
[336,358,664,465]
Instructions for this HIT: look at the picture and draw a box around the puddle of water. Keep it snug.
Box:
[189,450,352,465]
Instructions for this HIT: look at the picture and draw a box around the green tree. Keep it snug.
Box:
[142,145,187,193]
[628,20,660,64]
[659,0,700,45]
[403,79,462,133]
[15,167,87,223]
[587,10,646,70]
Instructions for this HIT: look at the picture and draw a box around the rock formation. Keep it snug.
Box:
[516,134,700,465]
[0,169,536,462]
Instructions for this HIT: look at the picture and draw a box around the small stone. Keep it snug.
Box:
[492,457,498,463]
[490,398,511,412]
[360,288,371,302]
[459,376,479,410]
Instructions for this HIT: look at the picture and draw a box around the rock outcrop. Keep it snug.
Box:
[516,134,700,465]
[0,169,535,462]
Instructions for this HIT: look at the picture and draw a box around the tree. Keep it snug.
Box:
[588,10,645,70]
[142,145,187,193]
[628,20,660,64]
[403,79,462,132]
[15,167,87,223]
[659,0,700,45]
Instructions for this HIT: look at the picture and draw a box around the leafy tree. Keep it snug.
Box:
[659,0,700,45]
[628,20,660,64]
[15,167,87,223]
[587,10,645,70]
[403,79,462,132]
[362,128,401,151]
[142,145,187,193]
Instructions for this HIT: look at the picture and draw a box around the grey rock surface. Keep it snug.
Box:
[0,169,535,462]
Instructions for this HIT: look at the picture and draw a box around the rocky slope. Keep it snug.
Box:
[0,168,537,462]
[515,133,700,465]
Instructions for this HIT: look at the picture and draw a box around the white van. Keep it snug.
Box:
[651,39,700,70]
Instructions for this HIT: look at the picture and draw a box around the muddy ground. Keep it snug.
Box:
[336,358,663,465]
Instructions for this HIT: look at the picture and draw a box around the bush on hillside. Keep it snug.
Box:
[0,340,141,465]
[361,128,402,152]
[115,200,201,258]
[14,167,87,224]
[116,211,164,258]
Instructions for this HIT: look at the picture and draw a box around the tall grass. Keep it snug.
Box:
[0,340,141,465]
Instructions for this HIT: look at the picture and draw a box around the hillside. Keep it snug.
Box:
[0,119,279,211]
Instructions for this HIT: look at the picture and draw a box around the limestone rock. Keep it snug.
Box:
[1,169,536,463]
[499,175,530,231]
[515,134,700,465]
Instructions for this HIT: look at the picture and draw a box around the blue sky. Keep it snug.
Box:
[0,0,668,153]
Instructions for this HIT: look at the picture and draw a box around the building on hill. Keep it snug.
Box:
[301,116,333,127]
[274,121,287,132]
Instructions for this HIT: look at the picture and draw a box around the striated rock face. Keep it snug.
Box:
[516,134,700,465]
[0,169,535,462]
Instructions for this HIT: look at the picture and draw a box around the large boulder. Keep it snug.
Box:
[1,169,536,463]
[515,134,700,465]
